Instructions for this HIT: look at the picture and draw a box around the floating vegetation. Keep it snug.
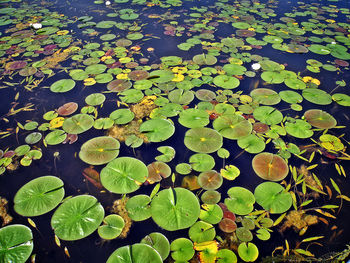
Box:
[0,0,350,262]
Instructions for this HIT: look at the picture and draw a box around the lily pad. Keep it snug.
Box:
[100,157,148,194]
[304,109,337,129]
[193,54,217,65]
[106,243,162,263]
[253,106,283,125]
[199,204,223,224]
[254,182,292,214]
[44,130,67,145]
[279,90,303,104]
[213,115,252,140]
[252,152,289,181]
[151,187,200,231]
[140,119,175,142]
[141,232,170,261]
[147,161,171,184]
[285,119,313,138]
[62,114,94,134]
[225,187,255,215]
[109,109,134,125]
[170,238,195,261]
[50,79,76,93]
[14,176,64,217]
[85,93,106,106]
[184,127,223,153]
[302,88,332,105]
[0,224,33,263]
[178,108,209,128]
[79,136,120,165]
[98,214,125,240]
[51,195,104,240]
[250,88,281,105]
[189,221,216,243]
[238,242,259,262]
[198,170,223,190]
[125,194,151,221]
[213,75,240,89]
[57,102,78,116]
[237,134,266,154]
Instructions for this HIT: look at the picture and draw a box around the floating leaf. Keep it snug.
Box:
[14,176,64,217]
[79,136,120,165]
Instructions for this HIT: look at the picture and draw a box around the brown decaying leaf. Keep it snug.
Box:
[82,167,103,189]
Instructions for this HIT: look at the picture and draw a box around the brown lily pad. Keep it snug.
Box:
[128,70,149,81]
[57,102,78,116]
[147,161,171,184]
[107,79,132,92]
[304,109,337,129]
[252,152,289,181]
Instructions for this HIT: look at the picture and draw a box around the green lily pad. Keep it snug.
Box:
[217,249,238,263]
[50,79,76,93]
[125,194,151,221]
[62,114,94,134]
[155,146,175,163]
[308,44,331,55]
[140,119,175,142]
[199,204,223,224]
[225,187,255,215]
[238,242,259,262]
[189,221,216,243]
[106,243,162,263]
[213,115,252,140]
[0,224,33,263]
[14,176,64,217]
[178,108,209,128]
[184,127,223,153]
[100,157,148,194]
[284,78,306,90]
[170,238,194,261]
[44,130,67,145]
[285,119,313,138]
[193,54,217,65]
[253,106,283,125]
[85,93,106,106]
[79,136,120,165]
[261,71,284,84]
[250,88,281,105]
[279,90,303,104]
[98,214,125,240]
[151,187,200,231]
[25,132,42,145]
[213,75,240,89]
[109,109,134,125]
[254,182,292,214]
[168,89,194,104]
[237,134,266,154]
[141,232,170,261]
[332,93,350,106]
[51,195,104,241]
[302,88,332,105]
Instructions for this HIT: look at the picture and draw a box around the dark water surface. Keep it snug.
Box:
[1,0,350,262]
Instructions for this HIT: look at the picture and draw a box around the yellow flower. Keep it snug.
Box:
[311,78,321,85]
[302,76,313,83]
[172,73,185,82]
[49,117,65,129]
[84,78,96,86]
[248,27,255,31]
[172,67,188,74]
[100,56,112,62]
[326,19,335,23]
[117,73,128,79]
[56,30,69,36]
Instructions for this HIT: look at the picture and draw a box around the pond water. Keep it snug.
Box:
[1,0,350,262]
